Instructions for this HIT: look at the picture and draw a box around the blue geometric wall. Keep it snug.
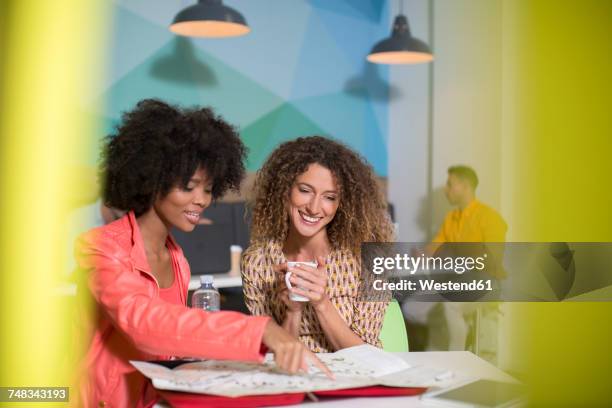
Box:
[89,0,390,175]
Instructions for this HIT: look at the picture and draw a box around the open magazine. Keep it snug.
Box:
[132,345,469,397]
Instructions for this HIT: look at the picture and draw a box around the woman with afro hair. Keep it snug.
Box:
[74,100,331,407]
[242,136,394,353]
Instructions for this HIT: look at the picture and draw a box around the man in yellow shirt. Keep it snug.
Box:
[406,166,506,360]
[432,165,506,245]
[429,165,507,279]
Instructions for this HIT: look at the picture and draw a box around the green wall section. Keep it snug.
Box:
[503,1,612,405]
[506,0,612,242]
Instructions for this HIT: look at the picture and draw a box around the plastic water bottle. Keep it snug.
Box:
[191,275,220,312]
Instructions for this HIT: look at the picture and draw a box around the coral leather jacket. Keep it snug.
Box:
[74,212,270,407]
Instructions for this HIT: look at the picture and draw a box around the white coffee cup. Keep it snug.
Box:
[285,261,317,302]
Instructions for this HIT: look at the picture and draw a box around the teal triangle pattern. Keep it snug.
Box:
[242,103,328,171]
[104,4,174,93]
[98,0,390,176]
[94,37,284,130]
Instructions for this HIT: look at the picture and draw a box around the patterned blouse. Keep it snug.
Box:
[241,240,388,352]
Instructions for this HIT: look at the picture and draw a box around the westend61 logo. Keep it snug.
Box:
[360,242,505,302]
[360,242,612,302]
[369,252,493,295]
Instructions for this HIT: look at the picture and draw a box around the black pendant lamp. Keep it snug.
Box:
[367,5,433,64]
[170,0,250,38]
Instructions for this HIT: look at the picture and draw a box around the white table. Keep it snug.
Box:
[155,351,517,408]
[293,351,516,407]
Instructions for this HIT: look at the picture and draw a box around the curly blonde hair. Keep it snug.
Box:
[249,136,394,253]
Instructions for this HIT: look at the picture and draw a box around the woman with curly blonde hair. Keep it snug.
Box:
[242,136,394,352]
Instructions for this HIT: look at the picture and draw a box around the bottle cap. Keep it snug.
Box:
[230,245,243,252]
[200,275,214,285]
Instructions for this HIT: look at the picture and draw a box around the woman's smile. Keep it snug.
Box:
[298,210,322,225]
[184,210,202,225]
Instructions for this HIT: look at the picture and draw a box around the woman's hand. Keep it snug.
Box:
[274,263,305,314]
[286,256,329,310]
[262,320,335,379]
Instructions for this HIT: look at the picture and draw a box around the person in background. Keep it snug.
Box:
[72,198,124,229]
[74,100,331,408]
[431,165,507,248]
[406,165,506,359]
[242,136,394,352]
[65,166,125,276]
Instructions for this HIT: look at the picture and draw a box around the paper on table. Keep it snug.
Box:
[323,346,470,389]
[131,345,451,397]
[331,344,411,378]
[132,358,372,397]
